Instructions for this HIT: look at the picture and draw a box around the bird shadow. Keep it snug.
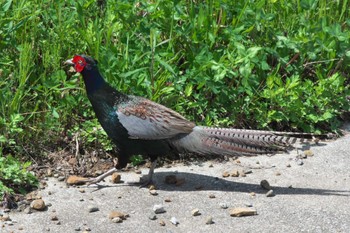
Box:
[89,171,349,197]
[147,171,350,197]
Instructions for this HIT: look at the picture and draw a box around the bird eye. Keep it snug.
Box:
[78,60,83,64]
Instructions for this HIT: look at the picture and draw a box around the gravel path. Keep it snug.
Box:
[1,126,350,233]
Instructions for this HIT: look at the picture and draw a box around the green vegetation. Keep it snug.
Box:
[0,0,349,196]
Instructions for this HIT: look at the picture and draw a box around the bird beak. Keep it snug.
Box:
[64,58,74,66]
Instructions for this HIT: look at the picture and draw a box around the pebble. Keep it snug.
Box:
[111,217,122,223]
[229,207,257,217]
[78,189,85,193]
[205,216,214,224]
[245,203,253,207]
[135,170,142,174]
[30,199,46,211]
[24,207,32,214]
[296,159,304,166]
[191,208,201,216]
[209,194,216,199]
[149,214,157,220]
[275,172,281,176]
[57,176,65,182]
[260,180,271,190]
[53,174,59,178]
[1,214,10,221]
[153,205,166,214]
[222,171,230,177]
[164,198,171,202]
[149,190,158,196]
[111,173,121,183]
[231,170,239,177]
[50,214,58,221]
[108,211,128,220]
[219,202,228,209]
[208,163,214,167]
[74,227,81,231]
[304,150,314,157]
[88,206,99,213]
[66,176,89,185]
[239,170,246,177]
[170,217,179,225]
[148,185,156,190]
[266,190,275,197]
[249,192,256,197]
[286,164,291,168]
[159,220,166,226]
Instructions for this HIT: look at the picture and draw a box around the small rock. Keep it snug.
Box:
[249,192,256,197]
[208,163,214,168]
[235,159,241,164]
[266,190,275,197]
[148,185,156,190]
[239,170,246,177]
[66,176,89,185]
[209,194,216,199]
[47,169,53,177]
[222,171,230,177]
[78,189,85,193]
[231,170,239,177]
[219,203,228,209]
[286,164,291,168]
[88,206,99,213]
[170,217,179,226]
[159,220,166,226]
[164,198,171,202]
[191,208,201,216]
[245,203,253,207]
[53,174,59,178]
[30,199,46,211]
[296,159,304,166]
[153,205,166,214]
[55,221,61,225]
[57,176,65,182]
[109,211,128,220]
[260,180,271,190]
[304,150,314,157]
[164,175,177,184]
[229,207,257,217]
[50,214,58,221]
[111,173,121,183]
[74,227,81,231]
[1,214,10,221]
[149,190,158,196]
[84,227,91,232]
[275,172,281,176]
[149,214,157,220]
[135,170,142,174]
[205,216,214,224]
[24,207,32,214]
[111,217,122,223]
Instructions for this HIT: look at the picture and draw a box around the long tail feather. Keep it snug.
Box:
[171,126,326,157]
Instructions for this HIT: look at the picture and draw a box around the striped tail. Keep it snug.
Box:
[171,126,326,157]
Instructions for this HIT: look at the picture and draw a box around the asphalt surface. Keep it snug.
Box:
[2,125,350,233]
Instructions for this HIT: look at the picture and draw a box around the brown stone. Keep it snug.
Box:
[304,150,314,157]
[66,176,89,185]
[109,211,128,220]
[231,170,239,177]
[111,173,121,183]
[222,171,230,177]
[30,199,46,211]
[229,207,257,217]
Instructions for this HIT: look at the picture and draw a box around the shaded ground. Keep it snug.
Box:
[1,125,350,233]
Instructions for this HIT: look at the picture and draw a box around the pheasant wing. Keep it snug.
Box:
[116,96,195,140]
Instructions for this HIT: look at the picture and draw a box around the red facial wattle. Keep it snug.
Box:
[72,55,87,72]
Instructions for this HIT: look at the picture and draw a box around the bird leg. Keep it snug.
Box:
[86,167,118,185]
[140,159,157,187]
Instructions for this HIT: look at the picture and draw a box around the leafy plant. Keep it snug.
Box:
[0,154,38,197]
